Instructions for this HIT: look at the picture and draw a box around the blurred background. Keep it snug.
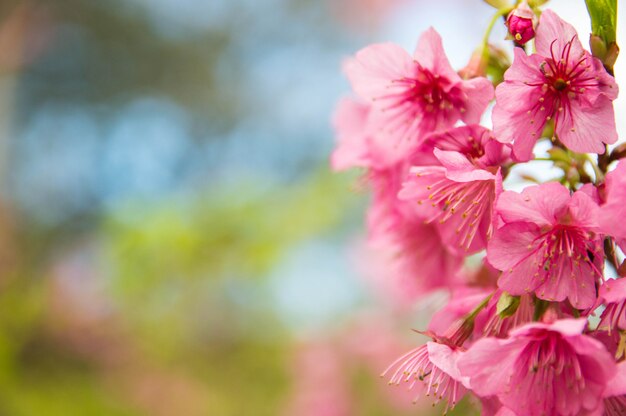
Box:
[0,0,622,415]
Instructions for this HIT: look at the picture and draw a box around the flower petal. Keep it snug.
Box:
[496,182,570,226]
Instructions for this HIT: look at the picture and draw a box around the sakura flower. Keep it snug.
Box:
[400,125,509,253]
[458,319,616,416]
[493,10,618,161]
[487,182,604,309]
[345,28,493,151]
[598,278,626,335]
[383,338,467,412]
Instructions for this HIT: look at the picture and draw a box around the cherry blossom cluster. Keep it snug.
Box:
[332,4,626,416]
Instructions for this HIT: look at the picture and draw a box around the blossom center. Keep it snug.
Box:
[391,67,465,116]
[411,70,453,112]
[553,78,568,91]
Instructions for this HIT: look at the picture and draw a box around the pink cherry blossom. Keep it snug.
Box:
[400,125,510,253]
[383,339,467,412]
[493,10,618,161]
[458,319,616,416]
[344,28,493,151]
[487,182,604,309]
[598,278,626,335]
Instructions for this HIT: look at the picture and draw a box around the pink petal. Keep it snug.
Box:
[535,9,585,60]
[496,182,570,226]
[599,278,626,304]
[457,337,521,396]
[556,95,617,154]
[413,27,458,81]
[343,43,414,102]
[462,76,495,124]
[330,97,371,171]
[492,50,547,161]
[488,222,543,291]
[599,162,626,240]
[605,362,626,398]
[434,148,495,182]
[428,287,491,335]
[427,342,465,383]
[568,190,600,231]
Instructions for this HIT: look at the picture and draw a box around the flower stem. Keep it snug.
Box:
[482,7,514,48]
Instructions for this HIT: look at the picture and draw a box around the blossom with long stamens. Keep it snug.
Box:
[344,28,493,151]
[487,182,604,309]
[458,319,616,416]
[383,336,467,413]
[400,125,510,254]
[492,10,618,161]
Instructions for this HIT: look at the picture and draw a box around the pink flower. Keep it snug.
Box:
[383,339,467,412]
[598,278,626,335]
[506,1,537,45]
[458,319,616,416]
[399,125,509,253]
[487,182,604,309]
[344,28,493,150]
[493,10,618,161]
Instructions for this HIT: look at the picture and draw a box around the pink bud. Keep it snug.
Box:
[506,2,536,45]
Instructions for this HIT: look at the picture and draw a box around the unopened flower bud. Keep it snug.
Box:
[506,2,537,45]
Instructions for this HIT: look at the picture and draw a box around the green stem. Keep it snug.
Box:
[466,292,494,321]
[586,155,604,183]
[482,7,513,48]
